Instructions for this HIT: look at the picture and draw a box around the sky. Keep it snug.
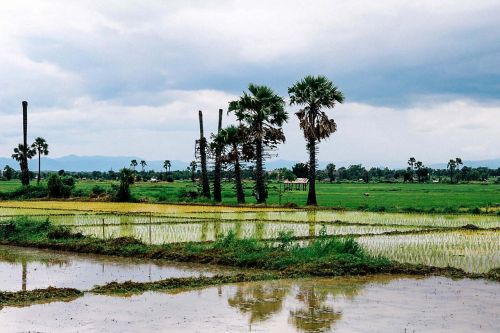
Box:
[0,0,499,167]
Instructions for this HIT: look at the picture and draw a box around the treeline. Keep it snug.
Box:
[2,163,498,184]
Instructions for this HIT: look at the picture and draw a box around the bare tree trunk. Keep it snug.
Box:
[213,109,223,202]
[21,101,30,186]
[254,135,266,204]
[198,110,211,198]
[233,144,245,204]
[37,152,41,184]
[307,137,317,206]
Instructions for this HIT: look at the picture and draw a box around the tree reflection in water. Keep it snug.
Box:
[227,282,289,324]
[227,277,385,332]
[289,285,341,332]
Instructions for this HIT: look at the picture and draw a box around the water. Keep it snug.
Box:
[1,275,498,332]
[0,245,244,292]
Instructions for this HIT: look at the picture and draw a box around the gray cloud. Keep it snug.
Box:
[0,1,499,164]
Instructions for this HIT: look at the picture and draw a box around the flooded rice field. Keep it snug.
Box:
[1,275,498,332]
[1,202,498,273]
[0,245,242,292]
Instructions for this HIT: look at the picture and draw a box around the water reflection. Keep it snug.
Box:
[289,286,342,332]
[226,277,377,332]
[228,282,288,325]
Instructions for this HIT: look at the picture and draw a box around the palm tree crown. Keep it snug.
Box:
[12,144,35,162]
[289,75,344,142]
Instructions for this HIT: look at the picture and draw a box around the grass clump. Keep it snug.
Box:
[0,287,82,308]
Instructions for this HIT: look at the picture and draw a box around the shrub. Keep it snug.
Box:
[91,185,106,196]
[47,174,71,198]
[114,168,134,202]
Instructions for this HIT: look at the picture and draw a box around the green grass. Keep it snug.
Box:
[1,179,499,213]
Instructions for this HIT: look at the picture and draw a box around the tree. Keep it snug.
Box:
[140,160,147,172]
[12,144,35,185]
[115,168,134,201]
[163,160,171,177]
[229,84,288,203]
[3,165,14,180]
[213,109,224,203]
[196,110,211,198]
[447,159,457,183]
[289,75,344,205]
[212,125,250,204]
[189,161,197,182]
[325,163,336,182]
[130,159,138,172]
[292,163,309,178]
[31,137,49,184]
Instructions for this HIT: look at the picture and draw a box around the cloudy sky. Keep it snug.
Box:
[1,0,499,166]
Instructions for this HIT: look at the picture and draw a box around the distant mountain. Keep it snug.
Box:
[429,158,500,169]
[0,155,188,172]
[0,155,498,172]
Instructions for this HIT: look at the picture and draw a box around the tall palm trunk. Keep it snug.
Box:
[307,137,317,206]
[21,101,30,186]
[198,110,210,198]
[254,134,266,203]
[233,144,245,204]
[37,151,41,184]
[213,109,223,202]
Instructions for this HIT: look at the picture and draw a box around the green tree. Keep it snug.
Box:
[115,168,134,201]
[163,160,171,176]
[130,159,138,172]
[140,160,147,172]
[292,163,309,178]
[229,84,288,203]
[31,137,49,184]
[326,163,336,182]
[447,159,457,183]
[289,75,344,205]
[12,144,35,185]
[3,165,14,180]
[212,125,250,204]
[189,161,197,182]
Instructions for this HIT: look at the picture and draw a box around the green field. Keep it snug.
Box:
[0,179,499,213]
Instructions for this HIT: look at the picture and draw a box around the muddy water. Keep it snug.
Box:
[0,275,498,332]
[0,245,242,292]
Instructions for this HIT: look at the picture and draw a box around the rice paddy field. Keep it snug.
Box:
[1,200,498,332]
[1,179,499,213]
[0,200,498,273]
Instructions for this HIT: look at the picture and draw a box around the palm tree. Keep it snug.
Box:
[326,163,336,182]
[189,161,197,182]
[229,84,288,203]
[140,160,147,172]
[448,157,463,184]
[447,159,457,183]
[12,144,35,185]
[130,159,138,172]
[289,75,344,205]
[213,109,224,203]
[163,160,171,177]
[31,137,49,184]
[197,110,210,198]
[213,125,249,203]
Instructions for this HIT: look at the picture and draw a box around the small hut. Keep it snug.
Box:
[283,178,309,191]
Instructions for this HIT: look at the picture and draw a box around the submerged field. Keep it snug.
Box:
[0,201,498,332]
[0,201,498,273]
[1,179,499,212]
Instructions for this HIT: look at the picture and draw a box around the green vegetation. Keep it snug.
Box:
[0,287,82,308]
[0,219,497,281]
[2,179,498,214]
